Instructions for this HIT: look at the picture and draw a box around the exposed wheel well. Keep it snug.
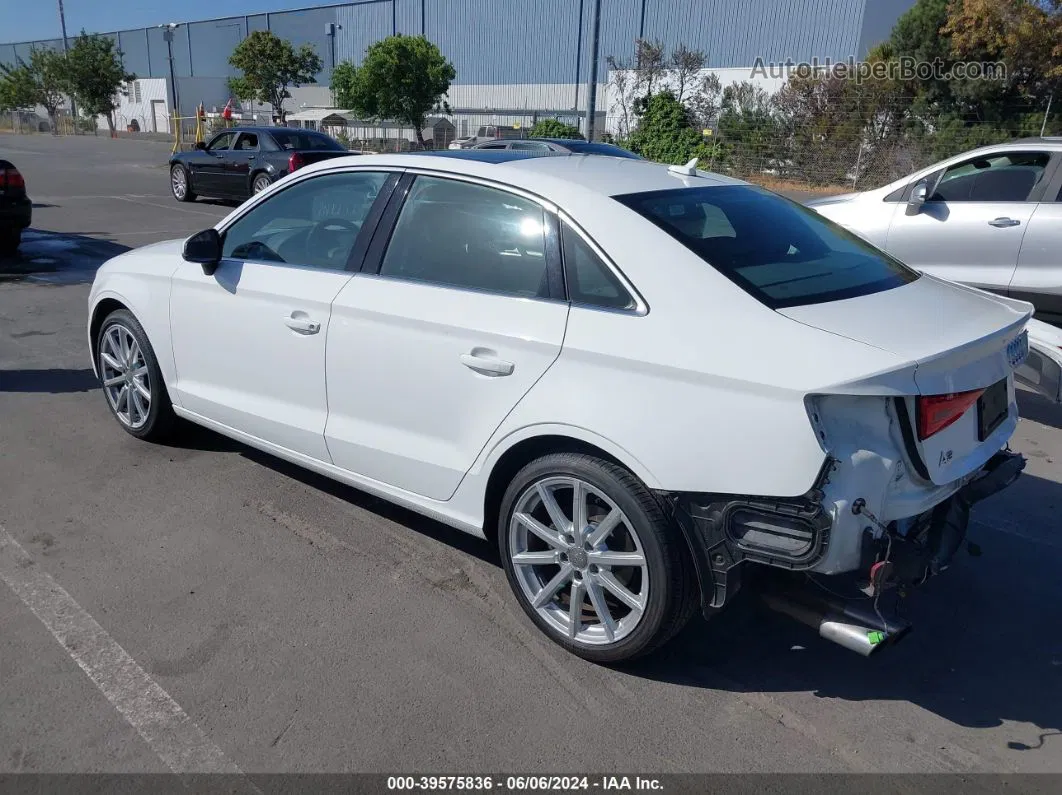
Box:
[89,298,128,356]
[481,435,627,545]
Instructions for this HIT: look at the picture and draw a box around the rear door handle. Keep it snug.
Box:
[988,217,1021,228]
[284,315,321,334]
[460,351,514,376]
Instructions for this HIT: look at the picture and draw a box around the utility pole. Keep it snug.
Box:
[160,24,181,133]
[57,0,79,134]
[585,0,602,141]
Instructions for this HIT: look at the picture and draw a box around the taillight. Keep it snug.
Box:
[916,389,984,440]
[0,167,25,191]
[288,152,305,172]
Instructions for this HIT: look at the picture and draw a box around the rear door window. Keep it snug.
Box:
[615,185,918,309]
[378,176,550,298]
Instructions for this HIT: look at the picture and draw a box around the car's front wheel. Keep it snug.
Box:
[170,164,196,202]
[97,309,177,441]
[498,453,697,663]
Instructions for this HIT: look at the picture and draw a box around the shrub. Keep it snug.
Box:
[529,118,583,139]
[627,91,702,165]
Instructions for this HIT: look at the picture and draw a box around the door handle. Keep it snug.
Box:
[247,155,256,161]
[460,351,514,376]
[284,315,321,334]
[988,217,1021,228]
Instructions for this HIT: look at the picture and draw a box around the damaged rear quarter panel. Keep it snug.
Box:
[806,393,962,574]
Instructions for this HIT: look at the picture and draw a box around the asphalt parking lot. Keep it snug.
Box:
[2,133,1062,778]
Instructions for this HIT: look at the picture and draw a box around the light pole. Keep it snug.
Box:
[159,23,181,132]
[57,0,79,133]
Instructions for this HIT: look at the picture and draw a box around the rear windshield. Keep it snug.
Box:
[269,130,345,151]
[614,185,918,308]
[561,141,642,159]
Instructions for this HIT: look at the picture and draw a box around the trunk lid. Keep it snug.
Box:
[780,274,1033,486]
[293,150,351,167]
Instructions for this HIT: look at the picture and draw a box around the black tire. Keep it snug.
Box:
[251,173,272,194]
[498,452,698,663]
[0,229,20,256]
[96,309,177,442]
[170,164,196,202]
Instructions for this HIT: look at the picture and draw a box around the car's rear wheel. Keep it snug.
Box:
[498,453,697,663]
[252,173,272,194]
[170,164,195,202]
[0,229,20,256]
[97,309,176,442]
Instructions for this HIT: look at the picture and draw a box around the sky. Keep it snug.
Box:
[3,0,323,43]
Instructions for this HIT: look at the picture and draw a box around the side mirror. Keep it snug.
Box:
[906,180,928,216]
[183,228,222,275]
[195,141,207,150]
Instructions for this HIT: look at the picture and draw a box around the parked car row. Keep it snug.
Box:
[95,146,1053,662]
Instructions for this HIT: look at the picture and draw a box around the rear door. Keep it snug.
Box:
[225,131,261,198]
[884,150,1052,291]
[325,173,569,500]
[1009,154,1062,321]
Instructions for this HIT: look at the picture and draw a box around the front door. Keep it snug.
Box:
[189,130,237,194]
[885,150,1052,291]
[169,169,394,460]
[325,174,569,500]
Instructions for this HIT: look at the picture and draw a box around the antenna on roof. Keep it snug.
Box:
[668,158,699,177]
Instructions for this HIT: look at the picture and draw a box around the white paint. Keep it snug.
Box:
[0,523,245,776]
[89,153,1031,580]
[98,78,170,134]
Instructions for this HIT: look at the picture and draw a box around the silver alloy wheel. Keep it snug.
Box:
[253,175,271,193]
[99,324,151,430]
[171,167,187,199]
[508,476,649,646]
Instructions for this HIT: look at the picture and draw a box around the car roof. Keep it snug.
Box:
[300,151,746,198]
[213,126,331,135]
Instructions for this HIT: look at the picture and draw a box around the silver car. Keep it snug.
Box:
[808,138,1062,322]
[472,138,643,159]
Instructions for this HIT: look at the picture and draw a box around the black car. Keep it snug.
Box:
[0,158,31,255]
[168,127,353,203]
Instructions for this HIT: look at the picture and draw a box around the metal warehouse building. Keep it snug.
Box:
[0,0,915,139]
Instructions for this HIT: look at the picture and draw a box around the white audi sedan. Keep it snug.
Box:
[88,150,1032,662]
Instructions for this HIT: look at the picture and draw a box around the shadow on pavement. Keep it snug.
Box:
[1018,390,1062,431]
[136,418,1062,743]
[627,472,1062,747]
[0,230,129,284]
[0,368,98,393]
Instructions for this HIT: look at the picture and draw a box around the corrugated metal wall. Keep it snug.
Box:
[1,0,912,118]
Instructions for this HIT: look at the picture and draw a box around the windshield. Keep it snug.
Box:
[614,185,918,308]
[269,130,346,152]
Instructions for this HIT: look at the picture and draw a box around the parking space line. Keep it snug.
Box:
[114,195,227,218]
[0,522,249,778]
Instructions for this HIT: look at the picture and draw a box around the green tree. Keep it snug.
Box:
[64,31,135,136]
[627,91,703,164]
[529,118,583,139]
[229,30,322,123]
[3,47,69,133]
[332,35,456,149]
[717,82,782,177]
[0,62,39,113]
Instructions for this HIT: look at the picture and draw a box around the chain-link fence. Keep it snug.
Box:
[609,92,1060,194]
